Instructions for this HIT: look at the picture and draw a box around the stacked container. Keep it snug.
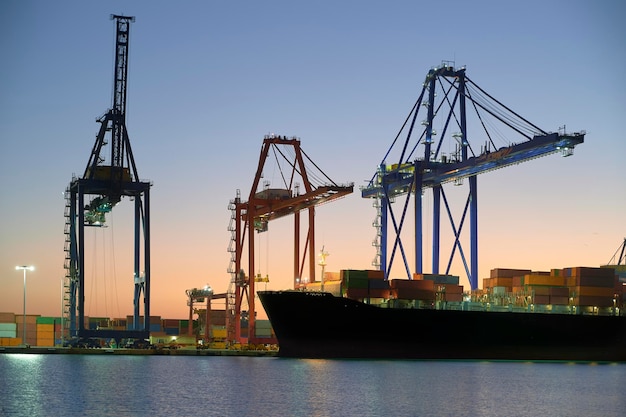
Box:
[562,266,618,308]
[36,317,56,346]
[0,312,20,346]
[415,273,463,302]
[15,314,39,346]
[341,269,390,300]
[390,279,434,301]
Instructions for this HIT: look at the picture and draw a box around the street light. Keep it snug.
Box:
[15,265,34,346]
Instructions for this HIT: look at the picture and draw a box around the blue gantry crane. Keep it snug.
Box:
[63,15,152,342]
[361,63,584,290]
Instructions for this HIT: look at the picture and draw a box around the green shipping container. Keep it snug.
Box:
[36,317,57,325]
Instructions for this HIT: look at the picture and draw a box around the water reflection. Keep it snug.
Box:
[0,355,624,417]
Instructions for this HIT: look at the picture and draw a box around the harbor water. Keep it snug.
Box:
[0,354,624,417]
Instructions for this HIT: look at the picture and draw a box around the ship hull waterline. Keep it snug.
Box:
[258,291,626,362]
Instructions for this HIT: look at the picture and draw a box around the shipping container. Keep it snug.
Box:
[392,288,435,301]
[550,296,570,305]
[523,274,565,286]
[549,287,569,297]
[212,328,227,339]
[323,271,341,281]
[36,338,55,347]
[366,269,385,279]
[15,315,39,324]
[490,268,532,278]
[414,273,460,285]
[36,317,57,325]
[490,277,513,288]
[390,279,434,290]
[0,337,22,346]
[369,279,390,289]
[0,330,17,338]
[573,296,615,307]
[0,323,17,331]
[444,293,464,302]
[164,327,179,336]
[0,312,15,323]
[570,286,616,297]
[566,275,615,288]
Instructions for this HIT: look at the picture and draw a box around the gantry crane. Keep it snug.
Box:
[362,63,585,290]
[227,135,353,343]
[63,15,152,341]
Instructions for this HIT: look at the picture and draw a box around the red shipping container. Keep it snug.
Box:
[390,279,434,290]
[550,296,569,305]
[490,268,531,278]
[444,293,464,302]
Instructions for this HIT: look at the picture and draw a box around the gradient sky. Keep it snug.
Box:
[1,0,624,321]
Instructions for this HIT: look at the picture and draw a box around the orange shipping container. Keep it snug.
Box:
[524,275,564,286]
[367,269,385,279]
[491,277,513,288]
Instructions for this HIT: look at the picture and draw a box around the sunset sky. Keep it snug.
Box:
[1,1,624,321]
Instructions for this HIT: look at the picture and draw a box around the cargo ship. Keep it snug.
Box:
[258,267,626,361]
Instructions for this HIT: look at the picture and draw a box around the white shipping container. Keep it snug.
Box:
[0,323,17,331]
[0,330,17,338]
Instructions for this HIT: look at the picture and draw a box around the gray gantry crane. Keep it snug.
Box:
[63,15,152,343]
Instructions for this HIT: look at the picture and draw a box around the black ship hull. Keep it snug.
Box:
[258,291,626,361]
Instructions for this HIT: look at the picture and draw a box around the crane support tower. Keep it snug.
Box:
[63,15,152,341]
[362,63,585,290]
[227,135,353,344]
[185,286,227,345]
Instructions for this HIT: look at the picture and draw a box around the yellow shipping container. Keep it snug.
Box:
[213,328,227,339]
[36,323,54,330]
[37,330,55,339]
[36,338,55,347]
[524,274,564,286]
[0,337,22,346]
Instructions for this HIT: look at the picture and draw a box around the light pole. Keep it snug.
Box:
[15,266,34,346]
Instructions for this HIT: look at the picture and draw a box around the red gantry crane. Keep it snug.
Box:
[226,135,353,344]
